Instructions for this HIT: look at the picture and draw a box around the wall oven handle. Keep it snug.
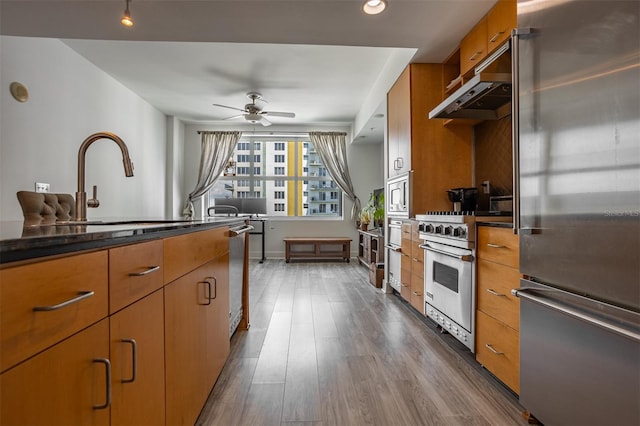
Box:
[419,244,474,262]
[512,288,640,343]
[385,244,402,252]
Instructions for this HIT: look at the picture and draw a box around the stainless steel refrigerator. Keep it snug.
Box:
[512,1,640,425]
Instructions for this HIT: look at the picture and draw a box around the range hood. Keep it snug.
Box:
[429,41,512,121]
[429,73,512,120]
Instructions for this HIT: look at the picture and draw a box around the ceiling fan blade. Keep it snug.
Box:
[213,103,247,113]
[223,114,243,120]
[262,111,295,118]
[258,116,272,126]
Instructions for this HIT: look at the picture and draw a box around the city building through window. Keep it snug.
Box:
[207,137,342,217]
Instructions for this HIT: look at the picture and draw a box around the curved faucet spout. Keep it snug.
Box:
[75,132,135,221]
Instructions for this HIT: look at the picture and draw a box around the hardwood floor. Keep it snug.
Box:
[197,260,528,426]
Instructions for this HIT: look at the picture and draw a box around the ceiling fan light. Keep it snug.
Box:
[363,0,387,15]
[121,0,134,27]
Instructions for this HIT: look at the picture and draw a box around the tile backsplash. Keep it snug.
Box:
[474,116,513,211]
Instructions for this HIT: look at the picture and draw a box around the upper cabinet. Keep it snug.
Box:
[387,66,412,177]
[487,0,517,53]
[387,64,474,212]
[459,0,516,77]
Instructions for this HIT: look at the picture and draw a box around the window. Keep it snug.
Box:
[207,138,342,217]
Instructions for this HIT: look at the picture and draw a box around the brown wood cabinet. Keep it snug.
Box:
[387,64,473,213]
[357,229,384,267]
[164,231,230,425]
[399,220,425,314]
[0,225,233,426]
[0,319,111,426]
[475,225,520,393]
[459,0,516,77]
[110,289,165,426]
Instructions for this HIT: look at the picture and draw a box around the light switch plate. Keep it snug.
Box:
[35,182,50,193]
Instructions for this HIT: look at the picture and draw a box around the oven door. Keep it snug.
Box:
[422,241,475,332]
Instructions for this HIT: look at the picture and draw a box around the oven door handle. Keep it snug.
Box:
[419,244,474,262]
[385,244,402,252]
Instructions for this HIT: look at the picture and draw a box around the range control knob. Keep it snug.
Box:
[456,227,467,238]
[423,224,434,233]
[444,226,454,235]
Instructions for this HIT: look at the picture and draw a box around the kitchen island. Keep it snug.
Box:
[0,217,244,425]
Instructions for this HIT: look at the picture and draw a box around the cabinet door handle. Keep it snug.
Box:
[93,358,112,409]
[199,281,212,305]
[33,290,94,312]
[206,276,217,301]
[490,30,506,43]
[487,243,506,248]
[487,288,506,297]
[469,50,483,61]
[121,339,137,383]
[129,265,160,277]
[412,291,422,296]
[485,344,504,355]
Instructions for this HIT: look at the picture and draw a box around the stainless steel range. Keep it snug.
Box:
[417,212,477,352]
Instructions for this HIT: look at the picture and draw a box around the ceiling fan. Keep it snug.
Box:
[213,92,295,127]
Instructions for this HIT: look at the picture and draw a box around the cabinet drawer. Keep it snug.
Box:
[400,268,412,301]
[477,259,520,330]
[164,227,229,283]
[410,273,425,314]
[411,221,420,241]
[476,310,519,393]
[0,251,108,372]
[401,238,413,257]
[477,226,519,268]
[109,240,164,314]
[411,246,424,279]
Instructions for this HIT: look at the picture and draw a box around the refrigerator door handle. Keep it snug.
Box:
[512,287,640,343]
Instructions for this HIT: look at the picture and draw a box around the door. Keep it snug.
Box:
[517,0,640,310]
[110,289,165,426]
[1,320,110,426]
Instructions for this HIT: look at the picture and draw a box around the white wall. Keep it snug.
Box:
[0,36,167,221]
[183,123,384,259]
[166,116,185,217]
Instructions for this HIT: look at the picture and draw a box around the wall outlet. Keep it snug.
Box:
[482,180,490,194]
[35,182,50,193]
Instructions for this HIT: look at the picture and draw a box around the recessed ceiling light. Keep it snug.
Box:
[362,0,387,15]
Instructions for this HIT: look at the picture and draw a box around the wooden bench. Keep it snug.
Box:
[283,237,351,263]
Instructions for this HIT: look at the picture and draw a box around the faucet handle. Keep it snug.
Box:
[88,185,100,208]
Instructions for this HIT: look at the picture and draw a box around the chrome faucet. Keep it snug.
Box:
[75,132,134,221]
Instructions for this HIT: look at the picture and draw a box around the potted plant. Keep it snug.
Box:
[360,210,371,231]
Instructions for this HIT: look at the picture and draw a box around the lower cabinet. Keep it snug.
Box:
[165,255,230,425]
[110,289,165,426]
[0,319,111,426]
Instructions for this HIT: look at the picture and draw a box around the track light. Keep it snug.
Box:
[362,0,387,15]
[121,0,134,27]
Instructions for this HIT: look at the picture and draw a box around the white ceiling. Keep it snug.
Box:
[0,0,496,144]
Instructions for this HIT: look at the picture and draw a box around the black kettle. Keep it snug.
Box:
[446,187,478,212]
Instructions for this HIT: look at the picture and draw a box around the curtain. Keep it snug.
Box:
[182,131,242,218]
[309,131,361,227]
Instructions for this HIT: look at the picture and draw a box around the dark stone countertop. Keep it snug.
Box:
[0,217,246,264]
